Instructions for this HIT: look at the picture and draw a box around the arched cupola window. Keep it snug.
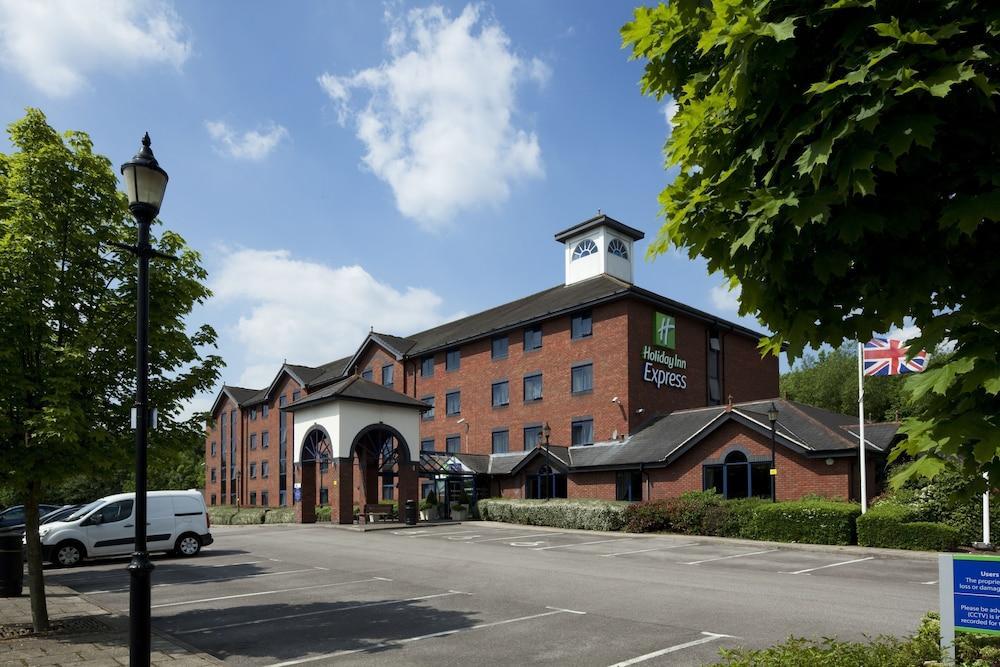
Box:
[608,238,629,259]
[572,239,598,260]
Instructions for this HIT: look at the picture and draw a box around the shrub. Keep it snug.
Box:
[718,498,766,539]
[207,506,238,525]
[230,509,266,525]
[623,499,673,533]
[857,501,961,551]
[749,500,860,545]
[263,508,296,524]
[479,499,629,531]
[315,506,332,522]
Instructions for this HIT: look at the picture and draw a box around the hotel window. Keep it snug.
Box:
[292,391,301,402]
[446,435,461,453]
[608,238,629,259]
[446,390,461,416]
[261,431,269,449]
[250,492,257,506]
[262,404,269,418]
[524,373,543,402]
[492,430,509,454]
[249,433,257,450]
[211,441,217,457]
[708,328,722,405]
[362,368,373,381]
[382,364,394,388]
[491,335,509,360]
[210,467,217,482]
[572,238,598,260]
[319,487,329,505]
[249,463,257,479]
[382,474,394,500]
[422,396,435,420]
[249,407,257,421]
[261,460,270,478]
[572,418,594,446]
[524,325,542,351]
[703,450,772,499]
[279,490,287,507]
[210,494,217,506]
[571,363,593,394]
[261,491,269,506]
[616,471,642,501]
[421,355,434,377]
[492,381,509,407]
[421,438,435,451]
[524,425,543,450]
[571,311,593,339]
[446,348,461,371]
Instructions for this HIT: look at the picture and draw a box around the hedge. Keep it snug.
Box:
[263,508,296,524]
[206,506,239,525]
[478,499,629,531]
[857,502,961,551]
[748,500,860,545]
[315,506,332,522]
[230,509,267,525]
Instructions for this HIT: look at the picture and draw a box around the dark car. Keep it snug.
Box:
[0,504,62,533]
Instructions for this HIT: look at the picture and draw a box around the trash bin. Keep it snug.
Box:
[404,499,418,526]
[0,534,23,597]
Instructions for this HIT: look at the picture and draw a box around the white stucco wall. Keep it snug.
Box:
[293,400,421,464]
[563,227,635,286]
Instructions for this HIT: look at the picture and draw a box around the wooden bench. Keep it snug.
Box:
[363,504,394,522]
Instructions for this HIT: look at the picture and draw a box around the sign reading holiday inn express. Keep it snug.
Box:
[642,312,688,390]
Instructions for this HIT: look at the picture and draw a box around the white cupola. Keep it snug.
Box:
[554,214,644,286]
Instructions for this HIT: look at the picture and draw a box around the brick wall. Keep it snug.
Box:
[567,470,617,500]
[722,331,779,404]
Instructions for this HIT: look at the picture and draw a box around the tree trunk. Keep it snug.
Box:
[25,478,49,633]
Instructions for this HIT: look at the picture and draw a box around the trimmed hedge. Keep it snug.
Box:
[230,509,267,525]
[315,506,332,522]
[264,508,296,524]
[749,500,860,545]
[479,499,629,531]
[857,502,961,551]
[206,506,239,525]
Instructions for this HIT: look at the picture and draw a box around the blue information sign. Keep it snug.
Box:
[293,487,302,502]
[953,555,1000,635]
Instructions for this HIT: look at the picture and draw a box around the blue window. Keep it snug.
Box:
[616,471,642,501]
[446,391,461,416]
[249,408,257,421]
[446,348,461,371]
[421,355,434,377]
[524,374,543,402]
[421,438,434,451]
[524,426,542,450]
[491,335,509,360]
[446,435,461,453]
[421,396,435,420]
[382,474,394,501]
[249,462,257,479]
[571,363,593,394]
[492,430,509,454]
[261,460,270,478]
[571,311,592,339]
[524,325,542,351]
[261,431,269,449]
[279,490,287,507]
[362,368,373,381]
[572,238,598,260]
[492,381,509,407]
[571,418,594,446]
[382,364,394,388]
[262,404,269,418]
[608,238,629,259]
[249,433,257,450]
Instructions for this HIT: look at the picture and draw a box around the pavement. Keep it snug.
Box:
[4,521,941,665]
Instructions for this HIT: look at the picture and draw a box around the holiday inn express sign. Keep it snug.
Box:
[642,312,688,390]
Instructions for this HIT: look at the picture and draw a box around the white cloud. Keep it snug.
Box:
[663,98,679,129]
[887,323,921,342]
[0,0,190,97]
[318,4,545,229]
[212,248,463,388]
[206,121,288,161]
[710,282,741,314]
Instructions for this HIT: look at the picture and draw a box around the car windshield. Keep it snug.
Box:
[65,500,103,522]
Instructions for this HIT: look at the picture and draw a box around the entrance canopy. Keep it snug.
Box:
[283,375,429,464]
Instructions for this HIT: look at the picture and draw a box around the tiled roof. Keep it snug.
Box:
[282,375,430,412]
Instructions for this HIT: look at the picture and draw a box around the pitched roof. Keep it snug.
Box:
[553,214,645,243]
[282,375,429,412]
[209,385,264,415]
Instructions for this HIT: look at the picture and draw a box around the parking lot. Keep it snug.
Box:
[45,522,939,665]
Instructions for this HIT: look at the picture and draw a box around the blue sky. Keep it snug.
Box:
[0,0,779,414]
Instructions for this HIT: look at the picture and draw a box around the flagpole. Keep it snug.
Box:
[858,341,867,514]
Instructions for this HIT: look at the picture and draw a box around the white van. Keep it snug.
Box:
[37,490,213,567]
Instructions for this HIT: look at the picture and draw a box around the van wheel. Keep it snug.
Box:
[54,541,85,567]
[174,533,201,557]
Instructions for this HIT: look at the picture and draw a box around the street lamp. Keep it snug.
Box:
[767,402,779,503]
[542,422,552,499]
[120,133,169,666]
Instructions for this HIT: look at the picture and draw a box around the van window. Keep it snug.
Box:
[95,500,133,524]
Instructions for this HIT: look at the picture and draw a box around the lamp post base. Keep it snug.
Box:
[127,551,155,666]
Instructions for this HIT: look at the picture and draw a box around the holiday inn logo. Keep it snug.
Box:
[653,312,675,349]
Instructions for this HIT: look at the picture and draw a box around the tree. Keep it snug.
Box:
[623,1,1000,492]
[0,109,222,631]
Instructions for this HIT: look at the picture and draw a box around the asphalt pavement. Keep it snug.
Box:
[43,522,940,665]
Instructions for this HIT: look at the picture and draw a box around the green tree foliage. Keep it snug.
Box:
[0,109,221,629]
[623,1,1000,491]
[780,343,908,421]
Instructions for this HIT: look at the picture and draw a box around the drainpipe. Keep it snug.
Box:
[639,462,649,502]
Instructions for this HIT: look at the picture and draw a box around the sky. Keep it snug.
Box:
[0,0,788,416]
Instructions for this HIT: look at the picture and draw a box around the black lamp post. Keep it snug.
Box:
[767,402,779,503]
[542,422,552,499]
[120,133,168,667]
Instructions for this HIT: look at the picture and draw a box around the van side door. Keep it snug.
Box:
[147,497,175,551]
[84,500,135,557]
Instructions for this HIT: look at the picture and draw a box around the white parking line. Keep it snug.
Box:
[600,543,699,558]
[606,632,735,666]
[682,549,778,565]
[783,556,875,575]
[919,580,939,585]
[533,539,627,551]
[149,576,389,609]
[89,567,321,594]
[177,590,466,634]
[266,607,586,666]
[414,530,478,538]
[472,532,553,543]
[211,560,261,568]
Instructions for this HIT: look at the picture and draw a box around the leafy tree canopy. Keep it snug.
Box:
[623,0,1000,491]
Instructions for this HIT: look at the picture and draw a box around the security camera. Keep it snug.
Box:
[611,396,620,404]
[635,408,645,414]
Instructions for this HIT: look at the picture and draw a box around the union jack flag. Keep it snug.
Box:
[863,338,928,376]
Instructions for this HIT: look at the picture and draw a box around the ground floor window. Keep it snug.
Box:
[703,450,772,499]
[261,491,269,506]
[249,492,257,506]
[526,466,567,499]
[616,470,642,501]
[319,487,329,505]
[382,474,394,501]
[279,490,287,506]
[210,494,217,506]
